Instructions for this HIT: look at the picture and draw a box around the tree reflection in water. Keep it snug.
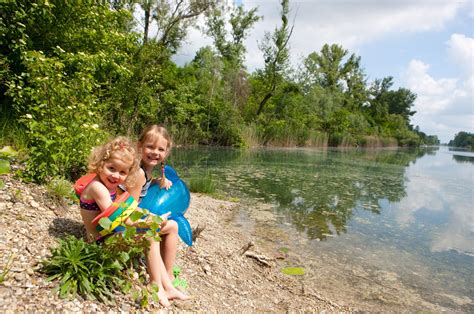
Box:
[170,147,436,241]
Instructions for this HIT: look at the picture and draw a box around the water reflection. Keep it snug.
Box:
[170,147,435,241]
[452,154,474,164]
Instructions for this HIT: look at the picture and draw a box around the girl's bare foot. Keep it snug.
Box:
[166,287,190,301]
[158,290,171,307]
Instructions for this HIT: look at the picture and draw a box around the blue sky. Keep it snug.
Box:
[171,0,474,143]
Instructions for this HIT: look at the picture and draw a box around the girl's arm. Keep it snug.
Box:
[127,168,147,201]
[86,181,114,211]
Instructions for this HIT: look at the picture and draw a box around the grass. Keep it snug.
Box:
[0,115,28,152]
[0,253,15,284]
[46,177,75,207]
[189,173,215,194]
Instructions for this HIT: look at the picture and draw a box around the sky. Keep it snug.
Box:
[170,0,474,143]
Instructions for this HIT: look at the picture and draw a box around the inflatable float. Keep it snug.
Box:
[139,165,193,246]
[74,166,193,245]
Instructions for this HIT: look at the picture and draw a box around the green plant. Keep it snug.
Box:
[46,177,74,207]
[0,179,5,189]
[0,253,15,283]
[42,236,127,301]
[0,159,9,175]
[189,173,215,194]
[42,208,164,303]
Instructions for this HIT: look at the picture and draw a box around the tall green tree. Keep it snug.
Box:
[205,3,260,111]
[255,0,293,116]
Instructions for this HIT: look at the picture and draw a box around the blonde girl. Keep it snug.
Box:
[127,125,182,285]
[79,136,140,238]
[80,136,187,307]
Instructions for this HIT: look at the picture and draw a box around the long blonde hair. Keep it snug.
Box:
[138,125,172,151]
[87,136,140,186]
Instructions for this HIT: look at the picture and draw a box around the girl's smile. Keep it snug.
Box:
[141,137,169,168]
[98,157,131,191]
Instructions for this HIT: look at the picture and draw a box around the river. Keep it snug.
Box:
[169,145,474,311]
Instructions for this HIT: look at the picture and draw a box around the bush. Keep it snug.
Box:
[42,236,131,301]
[7,50,108,182]
[46,177,75,207]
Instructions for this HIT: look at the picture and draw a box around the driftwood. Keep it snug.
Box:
[192,224,205,242]
[239,241,254,255]
[244,251,273,267]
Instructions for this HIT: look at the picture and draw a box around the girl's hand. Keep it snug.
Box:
[160,211,171,228]
[154,177,173,190]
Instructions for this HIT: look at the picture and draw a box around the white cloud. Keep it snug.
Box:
[447,33,474,78]
[171,0,469,70]
[404,33,474,143]
[392,154,474,255]
[239,0,467,70]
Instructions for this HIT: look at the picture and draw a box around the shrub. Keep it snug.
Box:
[7,50,108,182]
[42,213,164,303]
[42,236,130,301]
[46,177,75,207]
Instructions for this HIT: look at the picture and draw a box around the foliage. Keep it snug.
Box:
[46,177,75,207]
[0,159,10,175]
[0,0,438,183]
[41,236,130,301]
[255,0,293,117]
[1,0,136,182]
[189,172,215,193]
[449,131,474,150]
[42,209,164,303]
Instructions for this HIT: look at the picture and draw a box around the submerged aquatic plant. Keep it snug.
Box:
[281,267,305,276]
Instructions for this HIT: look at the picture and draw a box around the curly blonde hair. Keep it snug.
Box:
[87,136,140,186]
[138,125,172,150]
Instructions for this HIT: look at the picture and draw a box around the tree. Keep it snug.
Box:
[300,44,368,110]
[255,0,293,116]
[205,2,260,109]
[386,87,417,121]
[137,0,213,51]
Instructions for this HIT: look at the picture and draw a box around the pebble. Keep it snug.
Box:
[30,200,40,208]
[14,273,26,282]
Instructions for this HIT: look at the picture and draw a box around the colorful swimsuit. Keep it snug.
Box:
[80,192,117,211]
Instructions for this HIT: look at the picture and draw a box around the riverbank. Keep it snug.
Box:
[0,173,346,312]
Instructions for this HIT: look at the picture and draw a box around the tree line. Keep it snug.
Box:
[0,0,439,182]
[449,132,474,150]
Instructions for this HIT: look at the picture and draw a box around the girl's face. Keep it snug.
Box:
[141,136,169,169]
[98,157,131,191]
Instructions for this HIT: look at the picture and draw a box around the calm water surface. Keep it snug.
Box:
[170,146,474,311]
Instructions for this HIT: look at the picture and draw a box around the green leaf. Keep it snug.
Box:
[129,211,143,222]
[123,226,136,239]
[98,217,112,230]
[173,265,181,277]
[119,252,129,263]
[0,146,18,159]
[281,267,305,276]
[0,160,10,175]
[151,215,163,224]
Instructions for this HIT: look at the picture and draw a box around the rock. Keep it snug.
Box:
[14,273,26,282]
[30,200,40,208]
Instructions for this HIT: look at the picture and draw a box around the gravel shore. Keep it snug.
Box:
[0,173,346,312]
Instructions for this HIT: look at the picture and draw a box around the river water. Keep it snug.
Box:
[169,146,474,311]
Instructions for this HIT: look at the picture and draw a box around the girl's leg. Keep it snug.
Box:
[159,220,179,280]
[147,238,189,305]
[146,240,171,307]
